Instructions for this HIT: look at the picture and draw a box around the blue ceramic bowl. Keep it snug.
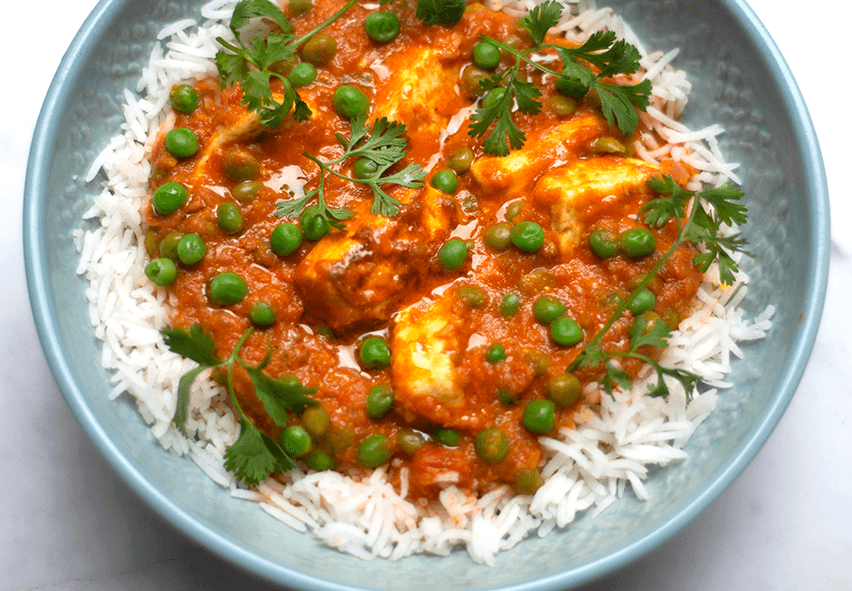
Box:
[24,0,828,589]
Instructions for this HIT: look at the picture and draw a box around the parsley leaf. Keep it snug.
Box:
[275,115,425,225]
[415,0,465,26]
[165,325,318,486]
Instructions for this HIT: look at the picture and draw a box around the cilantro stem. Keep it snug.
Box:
[223,328,256,418]
[479,35,563,79]
[569,197,701,373]
[293,0,359,48]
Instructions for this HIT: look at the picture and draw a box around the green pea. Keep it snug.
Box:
[533,296,566,324]
[333,85,369,119]
[434,428,460,447]
[446,147,475,173]
[547,373,582,407]
[289,0,313,15]
[222,151,259,183]
[269,57,299,77]
[556,75,588,99]
[438,238,467,270]
[209,272,248,305]
[304,450,334,471]
[352,157,378,179]
[301,405,330,436]
[233,179,263,203]
[281,426,313,458]
[249,302,277,326]
[398,429,428,457]
[550,316,583,346]
[144,230,159,258]
[497,387,519,406]
[165,127,198,158]
[460,66,489,97]
[500,292,521,317]
[288,62,317,87]
[523,399,555,433]
[589,228,620,258]
[484,222,512,251]
[358,434,392,468]
[515,468,542,494]
[510,221,544,252]
[456,285,486,308]
[482,87,506,110]
[366,384,393,418]
[158,230,183,260]
[620,228,656,258]
[631,311,664,339]
[301,33,337,65]
[548,94,577,117]
[664,308,680,331]
[365,12,400,42]
[475,428,509,464]
[327,425,355,453]
[594,136,627,154]
[519,350,547,377]
[152,182,188,215]
[270,222,303,256]
[360,337,390,369]
[144,258,177,286]
[505,201,525,223]
[217,202,243,234]
[473,41,500,69]
[169,84,200,114]
[627,289,656,315]
[485,342,506,364]
[300,205,331,241]
[430,169,459,194]
[177,233,206,265]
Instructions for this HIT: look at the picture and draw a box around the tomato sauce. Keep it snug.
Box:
[144,0,702,498]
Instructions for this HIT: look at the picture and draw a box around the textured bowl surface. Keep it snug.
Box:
[24,0,829,589]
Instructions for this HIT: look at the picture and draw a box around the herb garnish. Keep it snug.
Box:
[469,0,652,156]
[274,114,426,225]
[166,325,317,486]
[568,176,749,398]
[416,0,466,26]
[215,0,359,129]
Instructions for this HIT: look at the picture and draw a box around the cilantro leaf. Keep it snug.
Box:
[173,365,207,434]
[416,0,465,26]
[224,416,282,486]
[230,0,291,39]
[162,325,221,366]
[245,367,317,427]
[518,0,564,48]
[641,175,692,228]
[594,80,651,135]
[469,76,540,157]
[277,116,425,224]
[630,314,671,350]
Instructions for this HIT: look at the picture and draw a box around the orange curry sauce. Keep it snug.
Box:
[144,0,701,498]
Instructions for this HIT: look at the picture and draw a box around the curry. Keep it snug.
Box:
[144,0,702,498]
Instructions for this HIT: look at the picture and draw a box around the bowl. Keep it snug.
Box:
[23,0,829,588]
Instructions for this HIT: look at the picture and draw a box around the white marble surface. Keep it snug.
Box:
[3,1,850,589]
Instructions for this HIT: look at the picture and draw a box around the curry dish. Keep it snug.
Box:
[144,0,703,498]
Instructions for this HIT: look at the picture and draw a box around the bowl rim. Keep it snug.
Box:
[23,0,830,588]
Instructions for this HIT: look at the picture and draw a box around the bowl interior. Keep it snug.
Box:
[24,0,828,589]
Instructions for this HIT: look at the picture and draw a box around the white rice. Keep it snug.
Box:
[76,0,773,565]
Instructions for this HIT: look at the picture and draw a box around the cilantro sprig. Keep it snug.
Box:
[274,114,426,226]
[568,176,749,398]
[165,325,317,486]
[469,0,651,156]
[215,0,359,129]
